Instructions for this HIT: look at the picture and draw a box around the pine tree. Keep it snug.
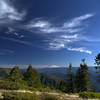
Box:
[66,63,74,93]
[9,66,23,82]
[24,64,42,88]
[94,53,100,81]
[75,59,91,92]
[95,53,100,66]
[95,53,100,73]
[56,80,66,92]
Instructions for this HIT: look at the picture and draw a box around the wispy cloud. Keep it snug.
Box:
[48,43,65,50]
[27,20,51,28]
[67,47,92,54]
[26,13,94,34]
[26,19,82,34]
[61,34,78,39]
[0,37,33,46]
[0,49,14,55]
[63,13,94,28]
[0,0,25,24]
[6,27,24,38]
[0,11,95,54]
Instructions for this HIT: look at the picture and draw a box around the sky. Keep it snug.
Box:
[0,0,100,68]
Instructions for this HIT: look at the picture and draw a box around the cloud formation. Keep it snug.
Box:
[63,14,94,28]
[0,0,25,24]
[26,13,94,34]
[67,47,92,54]
[0,0,94,55]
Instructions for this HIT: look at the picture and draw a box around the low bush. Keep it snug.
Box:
[0,80,29,90]
[2,92,61,100]
[3,92,39,100]
[38,88,52,92]
[40,93,61,100]
[79,92,100,99]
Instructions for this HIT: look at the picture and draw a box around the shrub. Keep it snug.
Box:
[3,92,39,100]
[38,88,52,92]
[79,92,100,99]
[0,80,29,90]
[40,93,61,100]
[2,92,62,100]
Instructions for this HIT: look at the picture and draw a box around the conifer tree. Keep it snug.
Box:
[75,59,91,92]
[24,64,42,88]
[9,66,23,82]
[56,80,66,92]
[66,63,74,93]
[95,53,100,73]
[95,53,100,66]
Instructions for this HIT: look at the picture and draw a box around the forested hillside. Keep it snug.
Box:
[0,66,99,91]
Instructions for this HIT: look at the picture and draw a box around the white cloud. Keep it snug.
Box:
[48,43,65,50]
[32,64,61,68]
[8,27,16,33]
[61,34,78,39]
[48,65,61,68]
[46,34,80,50]
[63,13,94,28]
[0,0,25,23]
[0,13,95,54]
[7,28,24,38]
[27,20,50,28]
[13,32,19,36]
[20,35,24,38]
[67,47,92,54]
[26,13,94,34]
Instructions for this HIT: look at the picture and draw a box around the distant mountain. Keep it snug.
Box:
[37,67,100,92]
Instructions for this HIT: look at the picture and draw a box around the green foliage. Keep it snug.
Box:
[9,66,23,82]
[75,59,91,92]
[0,65,43,90]
[0,80,29,90]
[95,53,100,79]
[3,92,39,100]
[24,65,42,88]
[40,73,57,89]
[79,92,100,99]
[2,92,61,100]
[38,88,52,92]
[40,93,61,100]
[66,63,74,93]
[0,68,10,79]
[56,80,66,92]
[95,53,100,66]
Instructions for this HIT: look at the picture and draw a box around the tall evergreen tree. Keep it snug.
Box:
[66,63,74,93]
[56,80,66,92]
[95,53,100,66]
[95,53,100,73]
[9,66,23,82]
[24,64,42,88]
[94,53,100,81]
[75,59,91,92]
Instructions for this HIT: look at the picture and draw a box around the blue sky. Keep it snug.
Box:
[0,0,100,68]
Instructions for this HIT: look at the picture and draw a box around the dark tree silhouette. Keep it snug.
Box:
[75,59,91,92]
[66,63,74,93]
